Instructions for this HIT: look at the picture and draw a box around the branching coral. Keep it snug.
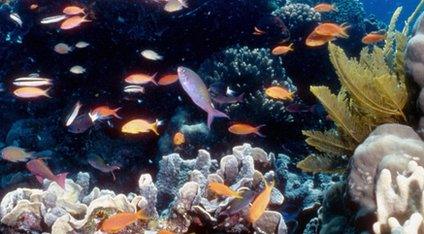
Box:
[298,8,410,173]
[272,3,321,30]
[198,45,297,124]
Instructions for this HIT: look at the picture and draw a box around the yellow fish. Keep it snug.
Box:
[121,119,159,135]
[248,180,274,223]
[208,182,242,198]
[100,210,148,233]
[265,86,294,101]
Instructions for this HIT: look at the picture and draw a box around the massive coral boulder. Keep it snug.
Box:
[348,124,424,214]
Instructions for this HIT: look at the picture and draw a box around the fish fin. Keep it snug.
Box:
[255,124,266,137]
[237,93,245,103]
[332,4,339,12]
[113,107,123,119]
[35,175,44,184]
[151,72,158,85]
[111,170,116,181]
[44,88,52,98]
[179,0,189,8]
[136,210,148,220]
[151,119,160,135]
[207,109,229,128]
[289,43,294,51]
[340,23,350,38]
[56,172,68,189]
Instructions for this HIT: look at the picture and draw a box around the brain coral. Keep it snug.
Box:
[198,45,297,124]
[348,124,424,216]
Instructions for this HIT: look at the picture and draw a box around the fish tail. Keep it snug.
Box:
[237,93,245,103]
[207,108,229,128]
[56,172,68,189]
[288,43,294,51]
[340,23,350,38]
[151,119,160,135]
[151,72,159,85]
[44,88,52,98]
[255,125,266,137]
[233,191,243,199]
[136,210,148,220]
[113,107,123,119]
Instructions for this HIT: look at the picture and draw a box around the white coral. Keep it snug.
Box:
[373,161,424,233]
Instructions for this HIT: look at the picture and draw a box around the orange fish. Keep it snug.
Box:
[13,87,51,98]
[125,73,157,85]
[361,32,386,44]
[158,230,175,234]
[121,119,159,135]
[228,123,266,137]
[158,74,179,86]
[253,26,266,36]
[90,106,122,121]
[100,210,148,233]
[173,132,185,145]
[271,43,294,55]
[63,6,85,15]
[313,3,337,12]
[208,182,242,198]
[248,180,274,223]
[314,23,350,38]
[60,15,90,30]
[265,86,294,101]
[305,31,335,47]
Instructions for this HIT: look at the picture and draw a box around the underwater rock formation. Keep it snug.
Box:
[348,124,424,215]
[198,45,297,124]
[406,11,424,134]
[0,144,287,233]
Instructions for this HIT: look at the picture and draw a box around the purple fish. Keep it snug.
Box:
[68,113,94,133]
[178,66,229,128]
[26,158,68,188]
[88,154,120,181]
[212,93,244,105]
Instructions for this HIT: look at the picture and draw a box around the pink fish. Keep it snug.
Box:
[26,158,68,188]
[177,66,229,128]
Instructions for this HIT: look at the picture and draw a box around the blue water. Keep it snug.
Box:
[364,0,419,28]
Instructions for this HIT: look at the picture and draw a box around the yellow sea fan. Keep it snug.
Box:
[309,86,369,143]
[296,154,346,173]
[329,43,406,119]
[302,129,355,155]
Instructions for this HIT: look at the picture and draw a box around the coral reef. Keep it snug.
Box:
[198,45,297,124]
[299,17,408,172]
[0,144,287,233]
[272,3,321,31]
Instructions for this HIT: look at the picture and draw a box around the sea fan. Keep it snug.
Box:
[298,7,411,173]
